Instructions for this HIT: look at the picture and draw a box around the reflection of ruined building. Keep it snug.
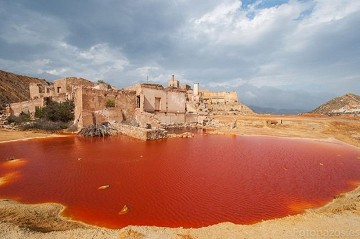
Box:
[9,75,253,130]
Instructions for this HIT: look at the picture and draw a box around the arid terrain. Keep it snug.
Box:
[0,70,50,110]
[210,113,360,148]
[0,113,360,239]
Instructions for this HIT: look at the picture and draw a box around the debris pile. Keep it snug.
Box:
[78,122,116,137]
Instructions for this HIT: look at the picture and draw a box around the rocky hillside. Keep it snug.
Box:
[0,70,50,110]
[312,93,360,115]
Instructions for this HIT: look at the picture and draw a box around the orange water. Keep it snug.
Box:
[0,135,360,228]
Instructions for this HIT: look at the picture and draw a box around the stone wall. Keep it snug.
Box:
[166,90,186,114]
[142,87,167,113]
[201,91,238,104]
[9,98,44,117]
[117,124,167,140]
[74,87,137,128]
[29,83,52,99]
[154,112,186,125]
[53,77,95,100]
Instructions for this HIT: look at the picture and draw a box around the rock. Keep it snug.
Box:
[78,122,116,137]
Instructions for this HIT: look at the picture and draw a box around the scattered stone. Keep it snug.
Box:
[230,120,237,129]
[177,234,195,239]
[119,228,144,239]
[266,120,278,125]
[78,122,116,137]
[119,205,129,215]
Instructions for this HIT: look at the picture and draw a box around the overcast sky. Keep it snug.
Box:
[1,0,359,111]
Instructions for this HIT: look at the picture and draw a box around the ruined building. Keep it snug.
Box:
[10,77,137,128]
[8,75,253,130]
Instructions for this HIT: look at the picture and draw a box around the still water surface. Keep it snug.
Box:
[0,134,360,228]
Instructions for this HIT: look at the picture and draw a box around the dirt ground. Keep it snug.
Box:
[209,113,360,148]
[0,114,360,239]
[0,129,62,143]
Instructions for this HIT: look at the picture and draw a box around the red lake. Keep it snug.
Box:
[0,134,360,228]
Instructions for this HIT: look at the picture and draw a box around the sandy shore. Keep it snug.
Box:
[0,128,66,143]
[0,115,360,239]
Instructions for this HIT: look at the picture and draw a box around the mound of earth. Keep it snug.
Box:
[312,93,360,115]
[0,70,50,110]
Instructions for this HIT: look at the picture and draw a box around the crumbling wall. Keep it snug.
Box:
[117,124,168,140]
[154,112,186,125]
[9,98,44,117]
[54,77,95,100]
[201,91,239,104]
[76,87,136,128]
[29,82,53,100]
[166,90,186,113]
[142,87,167,113]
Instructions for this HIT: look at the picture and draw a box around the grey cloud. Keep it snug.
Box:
[0,0,359,111]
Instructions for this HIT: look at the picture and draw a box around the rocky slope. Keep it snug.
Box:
[0,70,50,110]
[312,93,360,115]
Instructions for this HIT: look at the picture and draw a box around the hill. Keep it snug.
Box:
[311,93,360,115]
[0,70,50,110]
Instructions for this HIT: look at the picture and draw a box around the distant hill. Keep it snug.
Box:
[311,93,360,115]
[249,105,307,115]
[0,70,50,110]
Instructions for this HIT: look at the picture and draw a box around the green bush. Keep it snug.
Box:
[35,106,46,119]
[7,112,31,124]
[36,100,74,122]
[21,119,70,132]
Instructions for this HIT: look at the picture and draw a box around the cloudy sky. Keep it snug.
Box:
[1,0,359,112]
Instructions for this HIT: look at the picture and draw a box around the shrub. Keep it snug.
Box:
[106,99,116,108]
[7,112,31,124]
[36,100,74,122]
[21,119,70,132]
[35,106,46,119]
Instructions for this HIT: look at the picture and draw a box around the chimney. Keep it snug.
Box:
[194,83,199,96]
